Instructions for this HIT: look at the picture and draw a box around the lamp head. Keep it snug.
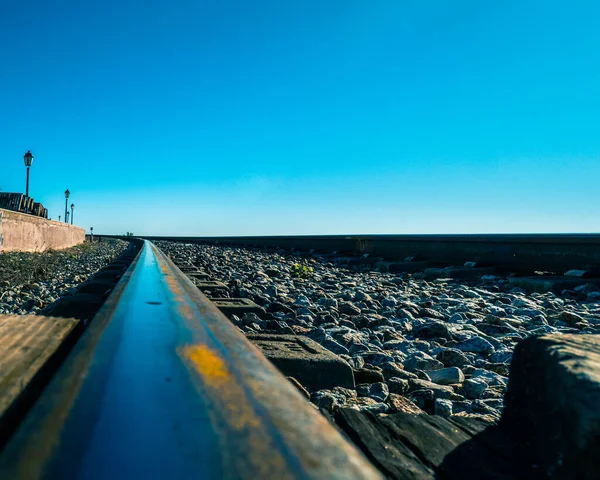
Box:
[24,150,34,167]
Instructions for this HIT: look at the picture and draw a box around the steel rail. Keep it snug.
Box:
[0,240,381,479]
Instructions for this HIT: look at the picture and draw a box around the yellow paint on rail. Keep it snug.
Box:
[180,344,292,478]
[152,245,294,478]
[182,345,229,387]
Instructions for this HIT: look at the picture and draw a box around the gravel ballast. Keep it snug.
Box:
[0,239,128,316]
[157,241,600,421]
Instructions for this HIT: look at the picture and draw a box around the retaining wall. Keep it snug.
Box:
[0,209,85,252]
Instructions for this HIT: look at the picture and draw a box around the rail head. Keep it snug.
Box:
[0,240,381,479]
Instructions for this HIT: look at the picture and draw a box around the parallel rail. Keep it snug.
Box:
[140,233,600,274]
[0,240,381,479]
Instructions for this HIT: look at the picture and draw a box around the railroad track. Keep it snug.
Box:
[2,235,600,479]
[0,240,381,479]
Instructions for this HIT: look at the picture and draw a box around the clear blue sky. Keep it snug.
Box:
[1,1,598,235]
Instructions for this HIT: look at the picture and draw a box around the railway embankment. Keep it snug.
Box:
[0,239,128,316]
[156,240,600,423]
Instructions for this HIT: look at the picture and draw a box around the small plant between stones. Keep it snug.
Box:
[292,263,314,278]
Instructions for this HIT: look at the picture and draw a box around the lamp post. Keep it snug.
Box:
[90,226,94,242]
[64,189,70,223]
[59,215,61,222]
[23,150,33,213]
[71,203,74,225]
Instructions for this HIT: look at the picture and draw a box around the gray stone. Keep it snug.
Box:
[412,320,452,340]
[434,398,453,418]
[450,400,472,414]
[404,351,444,372]
[311,390,341,412]
[339,301,361,316]
[425,367,465,385]
[418,307,446,320]
[318,297,338,309]
[407,389,434,412]
[461,378,488,399]
[555,310,586,326]
[436,348,471,368]
[471,399,498,416]
[360,352,393,368]
[356,382,389,402]
[489,350,512,364]
[379,361,407,380]
[388,377,409,395]
[408,379,457,400]
[471,368,507,387]
[321,338,349,356]
[353,399,390,414]
[455,337,495,356]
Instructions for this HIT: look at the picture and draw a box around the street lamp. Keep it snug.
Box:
[71,203,74,225]
[64,189,70,223]
[66,211,69,224]
[23,150,33,213]
[90,226,94,242]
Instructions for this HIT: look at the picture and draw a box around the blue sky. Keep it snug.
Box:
[1,0,598,235]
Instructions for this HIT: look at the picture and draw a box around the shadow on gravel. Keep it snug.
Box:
[42,240,142,321]
[436,423,530,480]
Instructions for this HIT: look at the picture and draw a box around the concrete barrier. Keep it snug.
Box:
[0,209,85,252]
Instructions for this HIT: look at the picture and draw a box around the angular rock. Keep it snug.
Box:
[379,361,406,380]
[436,348,471,368]
[556,310,586,326]
[386,394,424,414]
[425,367,465,386]
[388,377,410,395]
[471,368,507,388]
[404,351,444,372]
[339,301,361,316]
[413,320,452,340]
[408,379,456,400]
[461,378,488,400]
[434,398,453,418]
[312,390,342,412]
[455,337,495,356]
[407,389,435,413]
[356,382,389,402]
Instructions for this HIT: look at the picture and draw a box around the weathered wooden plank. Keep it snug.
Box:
[335,409,525,479]
[0,315,80,436]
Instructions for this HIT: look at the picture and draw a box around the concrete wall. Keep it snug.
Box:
[0,208,85,252]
